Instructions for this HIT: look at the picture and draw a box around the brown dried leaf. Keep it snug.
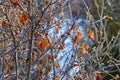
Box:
[18,14,28,25]
[73,30,82,44]
[87,29,96,40]
[38,37,50,50]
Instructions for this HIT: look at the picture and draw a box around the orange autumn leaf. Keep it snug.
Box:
[106,15,113,20]
[15,38,19,43]
[39,68,45,74]
[2,20,6,26]
[38,42,43,50]
[38,37,50,50]
[87,29,92,36]
[93,35,97,40]
[42,37,50,48]
[0,19,6,26]
[18,14,28,25]
[41,68,45,74]
[73,30,82,44]
[87,29,96,40]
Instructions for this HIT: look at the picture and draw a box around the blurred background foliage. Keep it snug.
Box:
[89,0,120,79]
[90,0,120,39]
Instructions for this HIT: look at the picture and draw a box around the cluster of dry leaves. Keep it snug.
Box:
[0,0,120,80]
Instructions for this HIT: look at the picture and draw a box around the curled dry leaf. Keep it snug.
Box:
[18,14,28,25]
[0,18,6,26]
[38,37,50,50]
[87,29,96,40]
[15,38,19,43]
[2,20,6,26]
[38,68,45,75]
[38,42,43,50]
[87,29,93,36]
[106,15,113,20]
[73,30,82,44]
